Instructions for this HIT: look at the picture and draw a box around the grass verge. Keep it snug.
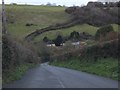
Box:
[3,63,37,84]
[50,58,119,81]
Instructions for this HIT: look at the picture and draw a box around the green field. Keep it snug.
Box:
[6,5,120,42]
[50,58,119,80]
[6,5,69,39]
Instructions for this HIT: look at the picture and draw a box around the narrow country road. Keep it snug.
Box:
[3,63,119,88]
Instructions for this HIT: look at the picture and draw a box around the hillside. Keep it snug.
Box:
[6,5,69,39]
[6,5,119,42]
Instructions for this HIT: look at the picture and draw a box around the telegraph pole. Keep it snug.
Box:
[2,0,7,34]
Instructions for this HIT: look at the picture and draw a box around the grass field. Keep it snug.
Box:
[6,5,69,26]
[6,5,69,39]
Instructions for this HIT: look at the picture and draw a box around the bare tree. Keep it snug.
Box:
[98,0,120,2]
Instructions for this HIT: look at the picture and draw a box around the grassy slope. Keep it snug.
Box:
[50,58,119,80]
[6,5,69,39]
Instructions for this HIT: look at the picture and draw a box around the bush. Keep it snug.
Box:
[2,36,12,69]
[11,3,17,5]
[25,23,34,26]
[99,31,119,41]
[2,35,41,84]
[69,31,80,41]
[95,25,114,40]
[117,1,120,7]
[65,5,119,26]
[54,35,63,46]
[36,43,50,62]
[2,35,39,70]
[81,39,119,61]
[43,36,49,43]
[65,6,79,14]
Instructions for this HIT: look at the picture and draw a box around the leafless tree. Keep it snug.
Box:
[98,0,120,2]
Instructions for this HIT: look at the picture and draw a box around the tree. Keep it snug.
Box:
[69,31,80,41]
[43,36,49,43]
[46,2,52,6]
[95,25,114,40]
[54,35,63,46]
[37,43,50,62]
[117,1,120,7]
[65,6,79,14]
[52,3,56,6]
[10,3,17,5]
[98,0,119,2]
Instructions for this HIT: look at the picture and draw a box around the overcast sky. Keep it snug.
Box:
[3,0,98,6]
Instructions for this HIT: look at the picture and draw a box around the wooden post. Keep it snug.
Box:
[2,0,7,34]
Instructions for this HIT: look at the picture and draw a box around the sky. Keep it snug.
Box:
[2,0,98,6]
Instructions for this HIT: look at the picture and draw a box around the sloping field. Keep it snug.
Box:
[6,5,69,39]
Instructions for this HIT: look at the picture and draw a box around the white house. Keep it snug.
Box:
[71,42,80,46]
[46,44,55,47]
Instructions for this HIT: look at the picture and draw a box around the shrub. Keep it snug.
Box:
[117,1,120,7]
[43,36,49,43]
[65,5,119,26]
[11,3,17,5]
[36,43,50,62]
[99,31,119,41]
[54,35,63,46]
[95,25,114,40]
[81,39,119,61]
[25,23,34,26]
[65,6,79,14]
[2,35,39,70]
[69,31,80,41]
[2,36,12,69]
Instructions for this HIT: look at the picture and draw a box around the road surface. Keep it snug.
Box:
[3,63,119,88]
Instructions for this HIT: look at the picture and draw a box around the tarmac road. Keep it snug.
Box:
[3,63,119,88]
